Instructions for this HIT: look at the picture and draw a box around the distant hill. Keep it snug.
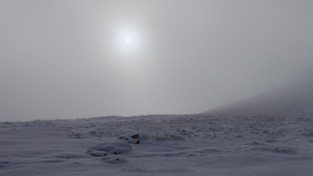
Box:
[204,76,313,117]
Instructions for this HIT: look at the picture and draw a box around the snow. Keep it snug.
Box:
[2,80,313,175]
[1,111,313,176]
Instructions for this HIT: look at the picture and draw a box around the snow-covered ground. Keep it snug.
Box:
[1,111,313,176]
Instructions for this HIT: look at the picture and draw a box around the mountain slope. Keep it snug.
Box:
[205,77,313,117]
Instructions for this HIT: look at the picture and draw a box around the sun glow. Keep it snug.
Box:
[125,38,131,43]
[111,25,143,58]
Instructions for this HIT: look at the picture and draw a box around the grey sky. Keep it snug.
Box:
[1,0,313,121]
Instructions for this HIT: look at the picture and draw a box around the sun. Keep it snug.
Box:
[109,23,146,59]
[125,38,131,43]
[114,32,140,55]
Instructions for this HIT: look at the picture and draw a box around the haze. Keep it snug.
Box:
[1,0,313,121]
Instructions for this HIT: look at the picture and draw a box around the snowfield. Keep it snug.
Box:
[1,112,313,176]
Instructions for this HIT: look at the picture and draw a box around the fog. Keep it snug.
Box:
[1,0,313,121]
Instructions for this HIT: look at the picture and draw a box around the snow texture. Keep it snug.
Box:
[1,112,313,176]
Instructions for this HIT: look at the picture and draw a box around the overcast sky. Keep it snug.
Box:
[1,0,313,121]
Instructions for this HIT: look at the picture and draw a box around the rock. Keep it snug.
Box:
[55,153,85,159]
[131,134,140,139]
[102,156,128,164]
[86,149,108,157]
[119,133,140,144]
[68,132,82,139]
[118,136,128,140]
[87,142,132,157]
[129,133,140,144]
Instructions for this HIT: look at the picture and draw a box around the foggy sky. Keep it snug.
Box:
[1,0,313,121]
